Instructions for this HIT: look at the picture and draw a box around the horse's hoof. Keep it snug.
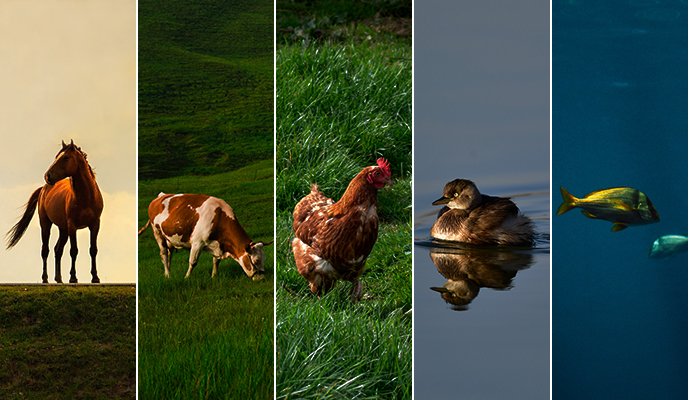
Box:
[91,277,100,284]
[55,277,62,284]
[69,277,78,284]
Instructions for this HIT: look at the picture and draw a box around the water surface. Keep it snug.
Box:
[415,1,550,398]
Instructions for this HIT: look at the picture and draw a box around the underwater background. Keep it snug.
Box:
[553,0,688,399]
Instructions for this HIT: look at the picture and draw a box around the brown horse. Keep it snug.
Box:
[6,140,103,283]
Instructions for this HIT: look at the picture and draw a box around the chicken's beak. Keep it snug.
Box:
[432,196,450,206]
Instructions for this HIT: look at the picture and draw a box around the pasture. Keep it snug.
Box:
[276,1,412,397]
[137,161,274,399]
[138,0,274,397]
[0,285,135,399]
[138,0,273,179]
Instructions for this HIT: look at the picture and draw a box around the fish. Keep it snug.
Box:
[649,235,688,258]
[557,186,660,231]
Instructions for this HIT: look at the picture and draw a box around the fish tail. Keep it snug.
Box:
[557,187,578,216]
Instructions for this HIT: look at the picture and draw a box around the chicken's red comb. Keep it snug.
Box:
[376,157,391,177]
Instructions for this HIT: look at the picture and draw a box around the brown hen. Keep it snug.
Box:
[292,158,392,301]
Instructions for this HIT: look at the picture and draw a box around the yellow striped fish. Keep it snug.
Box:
[557,186,660,231]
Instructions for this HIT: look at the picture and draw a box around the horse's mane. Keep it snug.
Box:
[57,143,96,178]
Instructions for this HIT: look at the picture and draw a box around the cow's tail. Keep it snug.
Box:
[6,187,42,249]
[138,220,151,236]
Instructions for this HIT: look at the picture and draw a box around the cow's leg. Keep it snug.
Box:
[184,244,202,279]
[152,225,171,278]
[89,222,100,283]
[39,218,51,284]
[53,228,68,283]
[68,229,78,283]
[212,257,220,278]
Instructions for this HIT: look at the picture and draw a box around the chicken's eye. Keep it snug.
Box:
[374,171,380,177]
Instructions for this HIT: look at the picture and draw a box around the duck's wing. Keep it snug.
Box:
[468,196,520,229]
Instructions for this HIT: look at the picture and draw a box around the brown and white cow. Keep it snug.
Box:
[139,193,271,280]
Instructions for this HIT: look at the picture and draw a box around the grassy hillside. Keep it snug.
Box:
[138,160,274,399]
[138,0,274,397]
[138,0,273,179]
[276,2,412,397]
[0,285,135,400]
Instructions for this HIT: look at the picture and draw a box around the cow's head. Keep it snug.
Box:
[238,241,272,281]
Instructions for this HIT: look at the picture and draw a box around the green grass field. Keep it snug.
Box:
[0,285,135,400]
[138,0,274,397]
[138,162,274,399]
[276,2,412,397]
[138,0,273,179]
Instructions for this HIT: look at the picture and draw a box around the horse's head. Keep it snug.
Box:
[44,140,87,185]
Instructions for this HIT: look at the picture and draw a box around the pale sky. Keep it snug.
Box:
[0,0,136,283]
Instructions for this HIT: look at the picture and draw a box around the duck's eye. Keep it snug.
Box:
[453,192,459,197]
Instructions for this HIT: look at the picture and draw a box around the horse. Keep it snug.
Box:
[6,140,103,283]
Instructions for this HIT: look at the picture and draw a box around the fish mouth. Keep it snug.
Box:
[432,197,451,206]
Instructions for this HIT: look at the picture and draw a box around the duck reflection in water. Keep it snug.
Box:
[429,247,534,310]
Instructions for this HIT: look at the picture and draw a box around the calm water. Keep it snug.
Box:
[553,0,688,399]
[415,1,549,398]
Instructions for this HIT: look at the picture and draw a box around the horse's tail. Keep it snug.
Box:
[6,187,42,249]
[138,220,151,236]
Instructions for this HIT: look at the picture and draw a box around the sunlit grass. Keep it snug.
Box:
[276,29,412,399]
[137,161,274,399]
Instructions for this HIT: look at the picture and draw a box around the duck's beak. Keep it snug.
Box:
[432,196,450,206]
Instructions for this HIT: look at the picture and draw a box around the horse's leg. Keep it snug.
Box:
[68,229,78,283]
[53,228,68,283]
[89,221,100,283]
[39,219,51,284]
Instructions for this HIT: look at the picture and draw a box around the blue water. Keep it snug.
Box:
[415,1,550,398]
[553,1,688,399]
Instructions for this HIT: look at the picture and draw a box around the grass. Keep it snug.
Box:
[138,0,273,179]
[138,161,274,399]
[276,2,412,397]
[138,0,274,396]
[0,285,135,400]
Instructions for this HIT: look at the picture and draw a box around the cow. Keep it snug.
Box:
[138,193,271,281]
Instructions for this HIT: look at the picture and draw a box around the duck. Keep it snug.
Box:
[430,179,535,246]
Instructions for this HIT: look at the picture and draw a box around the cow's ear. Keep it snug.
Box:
[258,240,273,247]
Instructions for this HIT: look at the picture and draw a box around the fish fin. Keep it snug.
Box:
[581,210,597,219]
[557,187,577,215]
[611,223,627,232]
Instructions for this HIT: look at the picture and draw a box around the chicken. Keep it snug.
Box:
[291,157,392,301]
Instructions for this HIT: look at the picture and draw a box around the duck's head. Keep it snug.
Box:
[432,179,482,210]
